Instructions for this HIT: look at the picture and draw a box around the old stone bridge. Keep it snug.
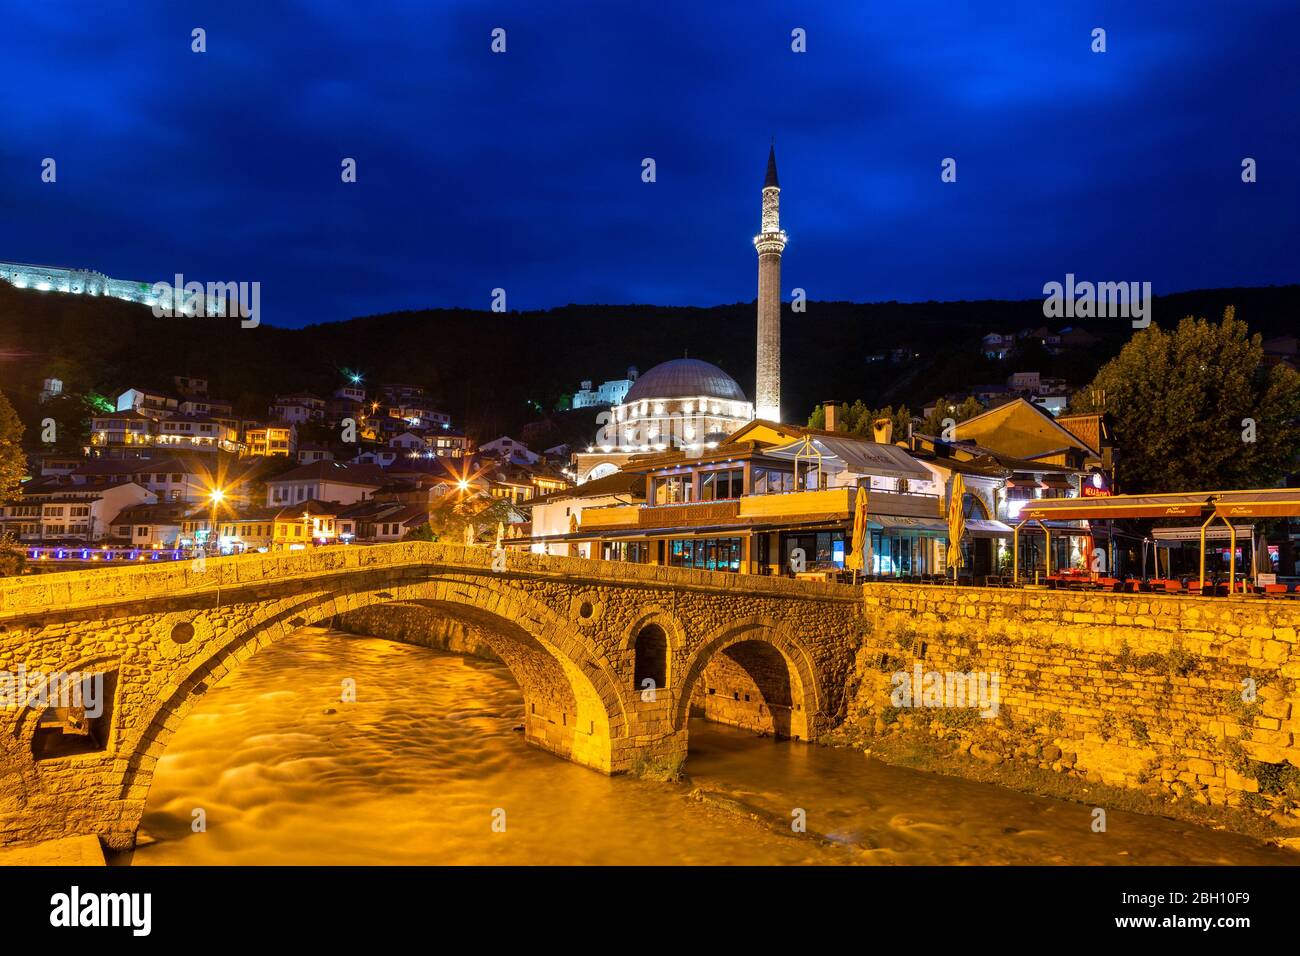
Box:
[0,543,862,849]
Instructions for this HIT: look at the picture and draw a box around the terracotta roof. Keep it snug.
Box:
[266,460,387,486]
[526,472,645,506]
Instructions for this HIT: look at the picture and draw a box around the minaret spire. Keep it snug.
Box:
[753,142,787,422]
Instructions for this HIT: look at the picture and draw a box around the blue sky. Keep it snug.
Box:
[1,0,1296,327]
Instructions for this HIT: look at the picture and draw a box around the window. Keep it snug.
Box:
[601,541,647,563]
[753,467,794,495]
[667,537,743,572]
[701,468,744,501]
[655,475,693,504]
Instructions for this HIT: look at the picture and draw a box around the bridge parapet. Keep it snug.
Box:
[0,542,858,621]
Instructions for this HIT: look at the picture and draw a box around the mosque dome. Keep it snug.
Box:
[623,359,748,404]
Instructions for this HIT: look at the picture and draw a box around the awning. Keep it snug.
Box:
[1153,524,1253,542]
[1013,519,1092,532]
[764,436,932,482]
[965,518,1015,538]
[870,515,947,533]
[1019,493,1213,521]
[1211,489,1300,519]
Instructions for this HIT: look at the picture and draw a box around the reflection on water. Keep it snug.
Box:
[128,629,1295,866]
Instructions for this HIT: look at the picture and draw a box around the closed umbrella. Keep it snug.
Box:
[947,473,966,581]
[845,485,869,582]
[1253,532,1270,583]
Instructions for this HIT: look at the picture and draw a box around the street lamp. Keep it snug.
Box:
[207,487,226,555]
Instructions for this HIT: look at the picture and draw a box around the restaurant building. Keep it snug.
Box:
[519,421,993,577]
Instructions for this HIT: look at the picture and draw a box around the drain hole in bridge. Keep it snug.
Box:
[170,622,195,645]
[377,592,393,600]
[290,617,306,627]
[578,601,594,619]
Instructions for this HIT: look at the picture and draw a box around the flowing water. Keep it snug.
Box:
[124,628,1296,866]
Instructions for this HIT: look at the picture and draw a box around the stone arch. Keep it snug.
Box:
[673,617,821,741]
[109,573,628,848]
[962,491,990,519]
[7,651,121,750]
[632,625,669,695]
[584,461,620,483]
[620,606,686,691]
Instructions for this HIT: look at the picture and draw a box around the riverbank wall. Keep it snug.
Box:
[846,584,1300,823]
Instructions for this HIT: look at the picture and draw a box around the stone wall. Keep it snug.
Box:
[852,584,1300,818]
[331,603,502,661]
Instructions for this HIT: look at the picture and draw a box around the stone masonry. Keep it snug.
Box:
[0,542,861,849]
[855,583,1300,817]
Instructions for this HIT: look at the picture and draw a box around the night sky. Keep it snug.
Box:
[1,0,1296,329]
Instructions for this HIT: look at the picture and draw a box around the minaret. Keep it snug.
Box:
[753,143,786,422]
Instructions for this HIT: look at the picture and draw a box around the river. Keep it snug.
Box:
[123,628,1296,866]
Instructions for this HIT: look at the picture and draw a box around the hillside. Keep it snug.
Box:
[2,281,1298,448]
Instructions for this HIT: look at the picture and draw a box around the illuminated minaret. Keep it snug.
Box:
[753,142,786,422]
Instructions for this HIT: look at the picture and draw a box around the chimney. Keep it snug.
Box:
[872,417,893,444]
[823,401,842,433]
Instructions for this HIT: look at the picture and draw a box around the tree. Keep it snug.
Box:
[807,401,913,442]
[1069,308,1300,492]
[403,522,437,542]
[921,395,984,437]
[417,493,518,543]
[0,388,25,577]
[0,387,25,502]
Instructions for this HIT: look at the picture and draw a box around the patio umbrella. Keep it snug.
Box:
[1141,537,1149,580]
[845,484,869,581]
[1253,532,1270,582]
[947,473,966,580]
[495,521,505,550]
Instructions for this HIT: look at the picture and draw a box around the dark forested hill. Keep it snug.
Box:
[2,281,1297,446]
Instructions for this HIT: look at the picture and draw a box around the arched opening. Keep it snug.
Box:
[632,624,668,694]
[688,640,803,738]
[583,461,619,483]
[961,492,995,578]
[109,580,624,852]
[676,624,817,747]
